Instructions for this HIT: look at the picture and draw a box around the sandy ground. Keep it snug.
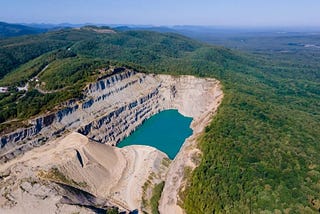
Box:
[0,132,168,213]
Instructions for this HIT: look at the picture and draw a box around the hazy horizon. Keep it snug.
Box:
[1,0,320,27]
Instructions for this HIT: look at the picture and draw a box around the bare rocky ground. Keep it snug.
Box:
[0,132,168,213]
[0,70,223,213]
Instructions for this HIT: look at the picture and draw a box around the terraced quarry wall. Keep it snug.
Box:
[0,69,221,163]
[0,69,223,213]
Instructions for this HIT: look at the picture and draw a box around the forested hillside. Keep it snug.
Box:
[0,26,319,213]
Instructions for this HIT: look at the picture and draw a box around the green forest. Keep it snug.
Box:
[0,26,319,213]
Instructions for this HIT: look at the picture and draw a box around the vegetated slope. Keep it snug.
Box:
[182,48,320,213]
[0,28,203,126]
[0,27,112,79]
[0,22,46,38]
[0,27,319,213]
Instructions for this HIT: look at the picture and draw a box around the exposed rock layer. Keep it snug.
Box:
[0,69,221,163]
[159,79,223,214]
[0,69,223,213]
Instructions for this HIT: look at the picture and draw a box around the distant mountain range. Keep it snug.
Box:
[0,22,48,38]
[1,21,320,39]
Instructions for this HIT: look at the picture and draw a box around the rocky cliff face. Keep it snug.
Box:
[0,69,221,165]
[0,70,159,162]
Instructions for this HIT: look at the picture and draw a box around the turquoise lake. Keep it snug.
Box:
[117,110,193,159]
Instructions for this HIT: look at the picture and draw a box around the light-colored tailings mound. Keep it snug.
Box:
[0,132,169,213]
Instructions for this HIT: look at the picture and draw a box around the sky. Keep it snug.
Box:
[0,0,319,27]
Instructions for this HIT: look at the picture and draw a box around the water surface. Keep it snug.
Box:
[117,110,193,159]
